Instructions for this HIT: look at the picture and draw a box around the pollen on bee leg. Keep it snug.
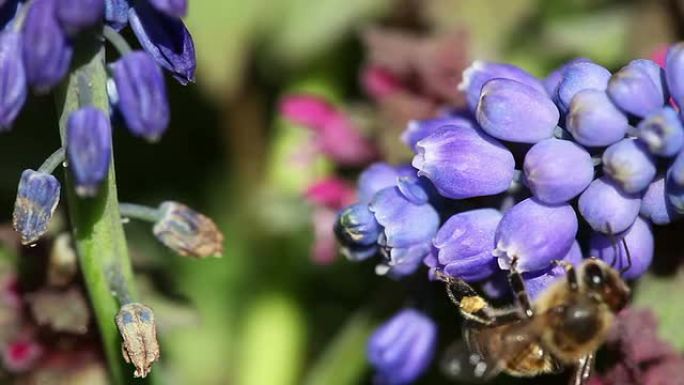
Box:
[460,295,487,314]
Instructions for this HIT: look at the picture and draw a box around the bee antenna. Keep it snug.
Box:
[619,237,633,275]
[605,223,619,269]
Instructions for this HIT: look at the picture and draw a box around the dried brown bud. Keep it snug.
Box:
[115,303,160,378]
[152,201,223,258]
[47,233,78,287]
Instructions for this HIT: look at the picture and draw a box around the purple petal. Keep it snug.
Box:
[602,138,656,193]
[566,89,629,147]
[148,0,187,18]
[578,177,641,234]
[557,61,611,112]
[608,59,665,118]
[589,217,653,279]
[635,107,684,157]
[0,31,26,130]
[641,176,679,225]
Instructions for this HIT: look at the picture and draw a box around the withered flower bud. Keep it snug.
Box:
[152,201,223,258]
[47,233,78,287]
[115,303,159,378]
[12,169,60,245]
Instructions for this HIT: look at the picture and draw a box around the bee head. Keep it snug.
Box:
[581,258,630,312]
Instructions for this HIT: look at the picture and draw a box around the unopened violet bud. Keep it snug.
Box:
[105,0,129,30]
[413,125,515,199]
[430,208,501,282]
[557,61,611,112]
[0,31,27,131]
[665,173,684,214]
[635,107,684,157]
[368,309,436,385]
[494,198,577,273]
[12,170,60,245]
[523,138,594,204]
[401,115,473,152]
[335,203,380,250]
[116,303,160,378]
[22,0,73,93]
[607,59,665,118]
[566,89,629,147]
[110,51,170,141]
[458,61,545,112]
[476,78,559,143]
[66,107,112,197]
[153,201,224,258]
[578,177,641,234]
[148,0,187,18]
[129,1,196,84]
[640,177,679,225]
[357,163,415,203]
[665,43,684,107]
[602,138,656,193]
[589,217,654,279]
[543,58,593,99]
[57,0,105,34]
[670,150,684,186]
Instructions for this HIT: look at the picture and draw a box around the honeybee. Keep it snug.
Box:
[436,248,631,384]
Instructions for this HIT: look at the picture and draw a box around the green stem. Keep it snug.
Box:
[37,147,65,174]
[54,35,140,385]
[119,202,162,223]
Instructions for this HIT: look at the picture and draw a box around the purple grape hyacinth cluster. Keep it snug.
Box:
[338,45,684,383]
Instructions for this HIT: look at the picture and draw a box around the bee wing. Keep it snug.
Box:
[569,354,595,385]
[440,339,502,383]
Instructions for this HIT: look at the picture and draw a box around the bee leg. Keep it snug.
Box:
[569,354,594,385]
[553,260,579,291]
[508,258,534,318]
[435,271,498,326]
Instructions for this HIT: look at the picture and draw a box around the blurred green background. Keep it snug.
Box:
[3,0,684,384]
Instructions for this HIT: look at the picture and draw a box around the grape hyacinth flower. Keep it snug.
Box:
[458,61,545,112]
[566,89,629,147]
[367,309,437,385]
[152,201,224,258]
[57,0,106,34]
[476,78,559,143]
[412,125,515,199]
[66,107,112,197]
[357,163,415,203]
[115,303,160,378]
[665,43,684,107]
[129,1,196,84]
[0,30,26,130]
[602,138,656,193]
[607,59,666,118]
[556,61,611,112]
[401,115,473,152]
[149,0,188,18]
[635,107,684,157]
[523,138,594,204]
[335,203,381,261]
[105,0,129,30]
[425,208,501,282]
[524,241,582,300]
[579,177,641,234]
[640,177,679,225]
[12,170,60,246]
[109,51,170,142]
[494,198,578,273]
[21,0,74,93]
[589,217,654,279]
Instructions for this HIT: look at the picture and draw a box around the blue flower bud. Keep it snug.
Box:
[589,217,653,279]
[129,1,196,85]
[602,138,656,193]
[0,31,27,131]
[524,241,582,300]
[494,198,577,273]
[476,78,559,143]
[109,51,170,141]
[148,0,187,18]
[21,0,73,93]
[665,43,684,107]
[357,163,415,203]
[335,203,381,253]
[635,107,684,157]
[670,150,684,186]
[105,0,129,31]
[429,208,501,282]
[66,107,112,197]
[578,177,641,234]
[413,125,515,199]
[566,89,629,147]
[640,176,679,225]
[12,170,60,245]
[523,138,594,204]
[401,115,473,152]
[556,61,611,113]
[153,201,224,258]
[458,61,545,112]
[666,171,684,214]
[607,59,665,118]
[57,0,105,34]
[543,58,592,99]
[368,309,436,385]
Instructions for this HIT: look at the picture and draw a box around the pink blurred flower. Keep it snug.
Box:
[3,337,42,372]
[652,44,668,68]
[279,95,377,166]
[305,178,356,209]
[361,65,405,100]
